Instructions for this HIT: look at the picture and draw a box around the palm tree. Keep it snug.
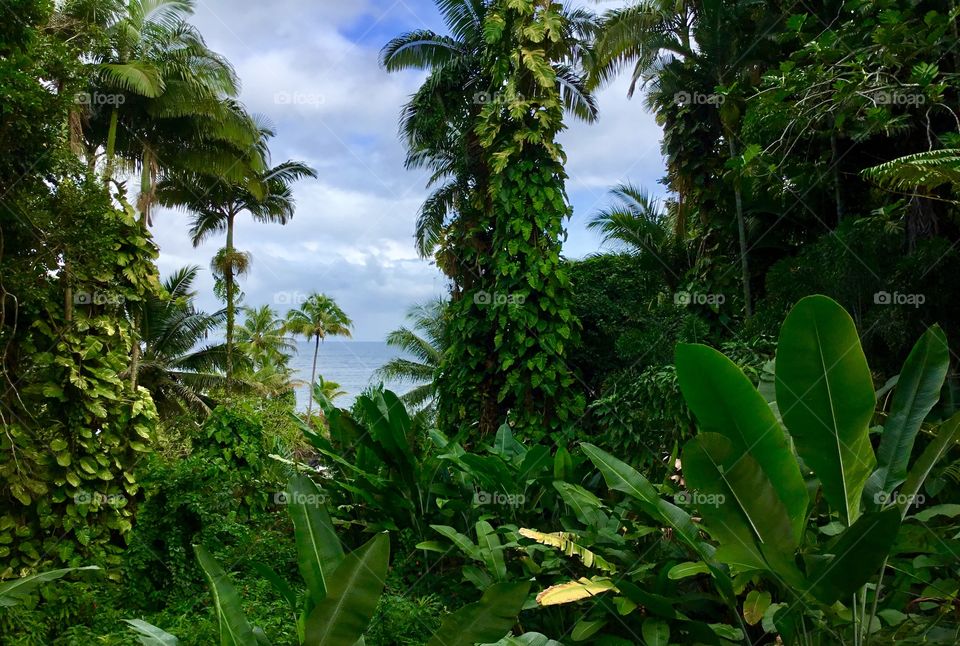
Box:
[284,293,353,421]
[62,0,247,192]
[237,305,295,369]
[381,0,597,280]
[590,0,771,315]
[375,298,445,416]
[157,128,316,387]
[588,183,696,291]
[131,266,230,418]
[313,377,347,405]
[234,304,299,396]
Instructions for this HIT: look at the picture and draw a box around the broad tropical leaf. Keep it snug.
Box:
[900,412,960,517]
[194,546,257,646]
[535,577,617,607]
[642,618,669,646]
[0,567,99,607]
[806,508,901,605]
[867,326,949,503]
[519,528,616,573]
[676,343,808,543]
[123,619,180,645]
[682,433,800,576]
[580,443,705,556]
[287,474,344,604]
[428,581,532,646]
[303,533,390,646]
[776,295,877,525]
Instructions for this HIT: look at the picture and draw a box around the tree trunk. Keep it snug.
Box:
[727,136,752,317]
[225,213,236,392]
[832,133,845,223]
[103,106,119,185]
[307,335,320,424]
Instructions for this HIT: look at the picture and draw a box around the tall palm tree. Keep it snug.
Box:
[375,298,445,416]
[590,0,771,315]
[381,0,598,281]
[284,293,353,421]
[588,183,696,291]
[62,0,248,190]
[131,266,229,418]
[157,128,317,387]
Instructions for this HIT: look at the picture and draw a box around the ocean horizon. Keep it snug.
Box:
[288,339,415,411]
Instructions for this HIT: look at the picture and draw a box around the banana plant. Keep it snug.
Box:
[678,296,960,641]
[0,566,99,606]
[125,474,532,645]
[572,296,958,644]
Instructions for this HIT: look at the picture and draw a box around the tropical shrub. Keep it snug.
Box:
[534,295,959,644]
[127,475,531,646]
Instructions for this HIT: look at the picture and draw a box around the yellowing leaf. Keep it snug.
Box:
[519,528,616,573]
[535,577,618,606]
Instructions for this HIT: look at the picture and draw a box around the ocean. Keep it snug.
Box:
[288,339,415,411]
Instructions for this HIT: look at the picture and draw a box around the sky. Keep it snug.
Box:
[151,0,666,341]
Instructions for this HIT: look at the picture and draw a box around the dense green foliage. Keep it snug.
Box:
[3,0,960,644]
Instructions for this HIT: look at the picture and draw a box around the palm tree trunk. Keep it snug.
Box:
[103,106,119,185]
[225,213,236,391]
[726,135,752,318]
[307,335,320,423]
[139,147,154,227]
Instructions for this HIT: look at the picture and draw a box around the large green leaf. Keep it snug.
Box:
[642,618,669,646]
[682,433,799,575]
[867,326,949,503]
[428,582,531,646]
[303,533,390,646]
[582,443,740,607]
[900,412,960,517]
[287,474,344,604]
[776,295,877,524]
[194,546,257,646]
[581,443,704,556]
[123,619,180,645]
[806,508,901,605]
[676,343,808,542]
[0,566,99,607]
[553,481,607,528]
[476,521,508,582]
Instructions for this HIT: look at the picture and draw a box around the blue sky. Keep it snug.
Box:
[151,0,665,340]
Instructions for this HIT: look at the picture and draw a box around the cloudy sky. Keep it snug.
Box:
[152,0,665,340]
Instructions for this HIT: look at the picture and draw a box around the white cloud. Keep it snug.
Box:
[150,0,666,338]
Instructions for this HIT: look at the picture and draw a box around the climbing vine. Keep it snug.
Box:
[438,0,584,438]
